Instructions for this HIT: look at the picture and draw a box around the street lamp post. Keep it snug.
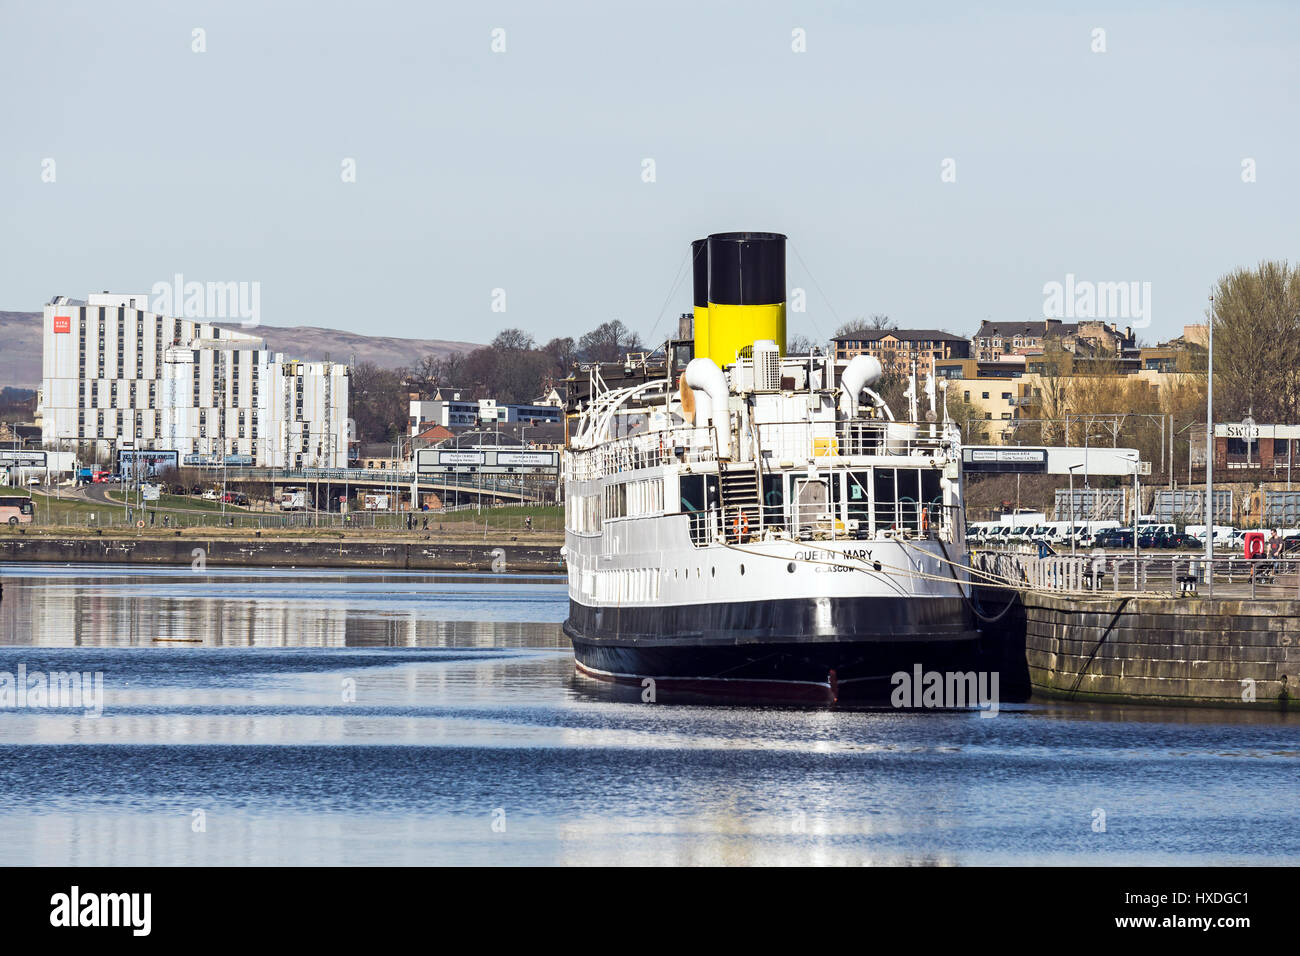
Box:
[1068,462,1084,556]
[1205,294,1215,597]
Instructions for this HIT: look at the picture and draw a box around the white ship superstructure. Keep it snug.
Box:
[562,233,978,702]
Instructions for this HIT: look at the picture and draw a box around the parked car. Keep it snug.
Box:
[202,490,220,501]
[1094,528,1134,549]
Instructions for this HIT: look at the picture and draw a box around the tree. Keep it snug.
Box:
[578,320,642,363]
[349,362,409,443]
[833,314,895,338]
[944,389,989,443]
[542,336,578,370]
[787,333,816,355]
[1210,260,1300,422]
[1027,341,1074,444]
[491,328,535,352]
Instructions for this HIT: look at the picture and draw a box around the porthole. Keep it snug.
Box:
[787,562,796,573]
[739,564,745,575]
[711,567,716,578]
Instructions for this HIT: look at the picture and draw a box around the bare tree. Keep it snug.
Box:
[832,314,895,339]
[786,333,815,354]
[492,328,536,352]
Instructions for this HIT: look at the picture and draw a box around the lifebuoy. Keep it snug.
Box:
[922,509,930,534]
[733,512,750,537]
[1246,534,1265,559]
[137,520,145,529]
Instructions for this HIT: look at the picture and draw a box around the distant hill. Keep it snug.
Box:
[0,311,479,389]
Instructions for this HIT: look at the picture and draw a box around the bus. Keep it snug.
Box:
[0,495,35,526]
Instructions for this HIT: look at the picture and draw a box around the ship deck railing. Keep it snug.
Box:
[567,425,718,482]
[688,500,961,547]
[755,419,948,462]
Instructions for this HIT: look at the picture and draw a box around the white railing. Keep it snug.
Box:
[757,419,949,462]
[972,547,1300,598]
[567,425,718,482]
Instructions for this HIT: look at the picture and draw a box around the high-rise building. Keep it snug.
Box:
[41,293,349,467]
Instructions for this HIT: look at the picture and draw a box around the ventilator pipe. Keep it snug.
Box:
[684,356,731,459]
[864,387,895,422]
[839,354,885,418]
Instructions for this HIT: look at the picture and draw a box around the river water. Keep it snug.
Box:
[0,563,1295,866]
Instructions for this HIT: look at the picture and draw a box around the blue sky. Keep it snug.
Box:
[3,0,1297,347]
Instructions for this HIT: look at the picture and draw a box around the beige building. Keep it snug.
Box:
[833,329,970,378]
[973,319,1136,362]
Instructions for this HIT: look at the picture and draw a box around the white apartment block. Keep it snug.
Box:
[41,293,349,468]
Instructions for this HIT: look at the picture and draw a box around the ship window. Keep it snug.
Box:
[921,468,942,527]
[680,475,705,513]
[846,471,872,526]
[761,475,784,530]
[874,468,899,530]
[901,468,923,533]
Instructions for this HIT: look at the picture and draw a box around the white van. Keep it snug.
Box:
[1186,525,1234,546]
[1032,521,1072,545]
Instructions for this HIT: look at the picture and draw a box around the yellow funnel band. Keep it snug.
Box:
[705,302,786,364]
[693,304,710,364]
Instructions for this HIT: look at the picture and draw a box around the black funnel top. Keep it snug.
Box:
[691,239,708,308]
[706,232,787,306]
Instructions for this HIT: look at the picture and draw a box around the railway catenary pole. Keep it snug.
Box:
[1205,294,1215,598]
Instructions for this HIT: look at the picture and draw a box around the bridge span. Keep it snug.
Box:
[196,467,556,506]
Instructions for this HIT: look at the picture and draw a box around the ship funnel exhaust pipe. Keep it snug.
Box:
[684,357,731,459]
[840,354,885,418]
[696,231,787,364]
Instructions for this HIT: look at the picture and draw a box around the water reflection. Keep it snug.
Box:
[0,565,568,648]
[0,563,1295,866]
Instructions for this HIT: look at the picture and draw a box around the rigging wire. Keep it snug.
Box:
[644,246,693,346]
[786,239,837,343]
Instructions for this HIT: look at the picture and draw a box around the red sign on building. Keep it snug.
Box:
[52,315,70,333]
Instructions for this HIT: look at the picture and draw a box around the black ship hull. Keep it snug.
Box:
[564,594,983,704]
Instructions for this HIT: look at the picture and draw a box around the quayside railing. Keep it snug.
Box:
[972,547,1300,599]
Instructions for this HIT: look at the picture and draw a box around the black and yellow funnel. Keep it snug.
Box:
[700,231,787,364]
[691,238,709,363]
